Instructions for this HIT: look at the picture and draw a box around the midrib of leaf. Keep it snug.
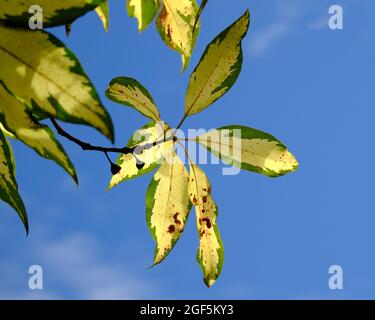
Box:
[0,45,96,113]
[185,47,225,116]
[190,164,216,269]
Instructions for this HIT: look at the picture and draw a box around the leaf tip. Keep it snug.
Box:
[106,122,115,144]
[72,172,79,186]
[204,277,216,288]
[20,211,29,236]
[24,221,29,237]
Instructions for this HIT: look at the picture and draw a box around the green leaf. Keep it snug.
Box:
[156,0,200,71]
[0,82,77,182]
[185,10,250,116]
[106,77,160,121]
[188,163,223,287]
[146,152,191,265]
[0,0,106,28]
[127,0,160,32]
[108,121,173,190]
[196,125,299,177]
[95,0,109,32]
[0,25,114,142]
[0,129,28,233]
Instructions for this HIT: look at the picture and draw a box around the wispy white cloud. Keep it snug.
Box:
[250,21,290,56]
[0,231,161,299]
[248,0,330,56]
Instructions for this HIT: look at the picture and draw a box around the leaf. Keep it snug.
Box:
[105,77,160,121]
[188,164,223,287]
[0,122,15,139]
[0,82,77,182]
[196,125,298,177]
[0,129,28,233]
[0,0,107,28]
[127,0,160,32]
[0,25,114,142]
[108,121,173,190]
[146,152,191,265]
[185,10,250,116]
[193,0,208,34]
[156,0,200,71]
[95,0,109,32]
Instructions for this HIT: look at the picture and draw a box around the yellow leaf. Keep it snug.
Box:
[156,0,200,71]
[146,152,191,265]
[95,0,109,32]
[0,83,77,182]
[108,121,173,190]
[188,164,223,287]
[197,125,298,177]
[185,10,250,116]
[106,77,160,121]
[0,25,113,141]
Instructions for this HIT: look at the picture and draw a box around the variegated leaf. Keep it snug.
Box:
[188,164,223,287]
[185,10,250,116]
[0,129,28,233]
[0,83,77,182]
[0,0,106,28]
[0,122,15,139]
[146,152,191,265]
[108,121,173,190]
[156,0,200,71]
[106,77,160,121]
[0,26,113,141]
[197,125,298,177]
[95,0,109,32]
[127,0,160,32]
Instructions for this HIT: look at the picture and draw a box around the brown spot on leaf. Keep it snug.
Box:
[173,213,181,225]
[192,196,198,205]
[202,196,207,203]
[201,218,212,229]
[168,225,175,233]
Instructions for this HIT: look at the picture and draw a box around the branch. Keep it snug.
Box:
[50,118,134,154]
[50,118,175,155]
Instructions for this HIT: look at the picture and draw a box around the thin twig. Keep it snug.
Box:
[50,118,175,155]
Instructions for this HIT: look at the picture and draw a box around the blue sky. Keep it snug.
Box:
[1,0,375,299]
